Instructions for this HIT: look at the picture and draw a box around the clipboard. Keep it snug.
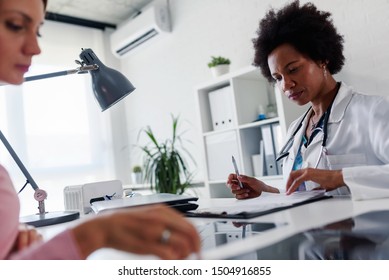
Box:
[91,193,199,213]
[185,191,332,219]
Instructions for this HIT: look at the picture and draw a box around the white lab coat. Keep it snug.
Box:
[282,82,389,200]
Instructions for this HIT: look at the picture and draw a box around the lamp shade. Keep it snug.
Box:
[79,48,136,111]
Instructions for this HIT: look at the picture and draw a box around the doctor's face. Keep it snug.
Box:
[0,0,44,84]
[268,43,326,106]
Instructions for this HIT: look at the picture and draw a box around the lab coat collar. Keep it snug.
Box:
[328,82,353,123]
[303,82,352,147]
[300,82,353,151]
[286,81,352,132]
[283,82,353,174]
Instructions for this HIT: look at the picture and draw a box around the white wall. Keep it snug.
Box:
[14,21,116,215]
[35,21,106,67]
[112,0,389,185]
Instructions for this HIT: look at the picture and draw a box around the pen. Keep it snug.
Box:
[232,156,244,189]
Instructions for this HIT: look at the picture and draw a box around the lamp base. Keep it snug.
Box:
[20,211,80,227]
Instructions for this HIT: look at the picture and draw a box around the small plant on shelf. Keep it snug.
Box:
[131,165,142,184]
[132,165,142,173]
[207,56,231,68]
[207,56,231,77]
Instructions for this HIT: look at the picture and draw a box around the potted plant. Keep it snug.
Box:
[131,165,142,184]
[138,115,195,194]
[207,56,231,77]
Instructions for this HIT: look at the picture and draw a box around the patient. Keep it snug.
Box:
[0,0,200,259]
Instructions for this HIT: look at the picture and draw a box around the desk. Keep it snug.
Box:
[199,196,389,259]
[38,196,389,260]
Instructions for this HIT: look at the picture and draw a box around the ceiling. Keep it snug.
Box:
[45,0,154,29]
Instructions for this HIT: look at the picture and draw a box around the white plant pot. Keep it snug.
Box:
[211,64,230,77]
[131,172,142,184]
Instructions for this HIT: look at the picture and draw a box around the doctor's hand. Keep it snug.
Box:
[227,173,279,199]
[286,168,346,195]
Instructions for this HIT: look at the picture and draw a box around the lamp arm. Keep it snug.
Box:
[0,130,50,214]
[0,130,39,190]
[24,64,99,82]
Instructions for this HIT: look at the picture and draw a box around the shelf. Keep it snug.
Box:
[201,117,281,137]
[256,175,283,181]
[195,65,257,91]
[208,175,283,185]
[208,179,227,185]
[238,117,280,130]
[195,66,306,198]
[202,127,236,137]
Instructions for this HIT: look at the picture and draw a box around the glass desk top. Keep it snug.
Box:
[198,210,389,260]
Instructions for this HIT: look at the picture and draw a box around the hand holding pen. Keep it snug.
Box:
[227,156,279,199]
[232,156,244,189]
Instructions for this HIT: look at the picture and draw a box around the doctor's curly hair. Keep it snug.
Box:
[253,0,344,83]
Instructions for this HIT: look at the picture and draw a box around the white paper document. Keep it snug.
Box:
[187,190,330,219]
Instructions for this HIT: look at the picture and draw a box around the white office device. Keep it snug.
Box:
[110,0,171,58]
[64,180,123,214]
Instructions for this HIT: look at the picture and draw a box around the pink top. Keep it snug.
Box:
[0,164,82,259]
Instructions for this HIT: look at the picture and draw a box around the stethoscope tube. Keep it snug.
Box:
[276,99,334,164]
[275,83,340,178]
[275,108,311,162]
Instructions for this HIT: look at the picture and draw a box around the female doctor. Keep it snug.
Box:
[227,1,389,201]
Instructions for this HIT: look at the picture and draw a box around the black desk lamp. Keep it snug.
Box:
[25,48,136,111]
[1,48,135,227]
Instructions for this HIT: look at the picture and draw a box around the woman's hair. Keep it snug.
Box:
[253,0,344,82]
[43,0,48,10]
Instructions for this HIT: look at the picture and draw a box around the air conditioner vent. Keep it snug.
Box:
[116,29,159,56]
[110,0,170,58]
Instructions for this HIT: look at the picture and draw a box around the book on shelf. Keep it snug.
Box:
[208,85,235,131]
[261,123,277,176]
[251,140,264,177]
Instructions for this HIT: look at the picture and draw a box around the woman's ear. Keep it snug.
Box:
[320,60,329,68]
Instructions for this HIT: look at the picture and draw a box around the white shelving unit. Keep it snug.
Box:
[195,66,307,198]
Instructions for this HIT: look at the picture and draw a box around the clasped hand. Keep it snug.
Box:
[73,204,201,260]
[11,224,43,253]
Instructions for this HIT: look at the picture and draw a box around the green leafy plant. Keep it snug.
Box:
[138,115,195,194]
[132,165,142,173]
[207,56,231,68]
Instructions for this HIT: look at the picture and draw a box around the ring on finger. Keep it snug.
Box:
[160,229,171,244]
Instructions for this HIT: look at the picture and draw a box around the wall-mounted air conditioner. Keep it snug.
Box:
[110,0,171,58]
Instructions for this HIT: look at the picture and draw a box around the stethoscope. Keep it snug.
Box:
[276,101,333,168]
